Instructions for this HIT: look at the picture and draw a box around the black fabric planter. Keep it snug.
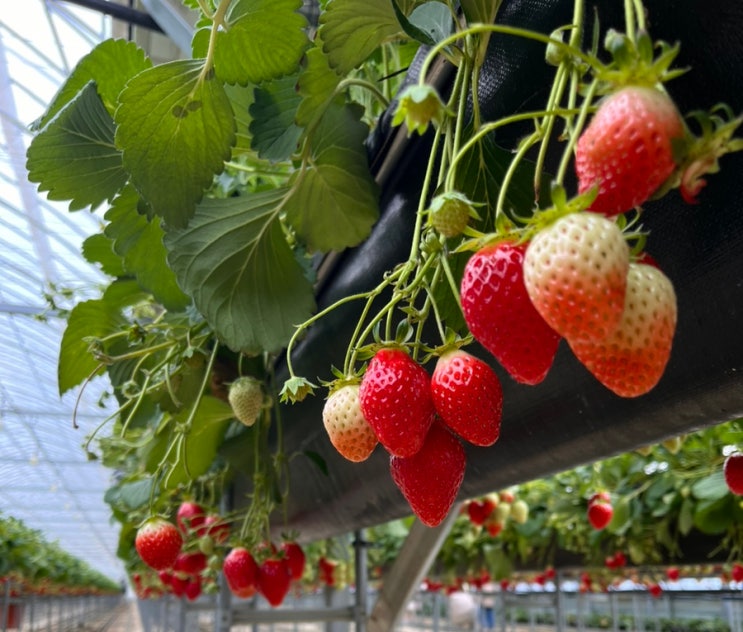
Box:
[255,0,743,542]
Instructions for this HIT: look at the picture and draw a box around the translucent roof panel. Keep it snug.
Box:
[0,1,127,580]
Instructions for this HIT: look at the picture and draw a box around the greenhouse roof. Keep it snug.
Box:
[0,0,174,581]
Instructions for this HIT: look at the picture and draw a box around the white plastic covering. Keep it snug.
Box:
[0,1,124,579]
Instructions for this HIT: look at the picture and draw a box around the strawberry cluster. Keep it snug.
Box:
[322,346,504,527]
[222,540,304,607]
[464,490,529,537]
[133,501,230,601]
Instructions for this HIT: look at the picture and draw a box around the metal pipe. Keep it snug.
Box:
[55,0,164,32]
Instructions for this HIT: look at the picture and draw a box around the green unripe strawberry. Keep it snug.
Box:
[428,192,476,238]
[228,377,264,427]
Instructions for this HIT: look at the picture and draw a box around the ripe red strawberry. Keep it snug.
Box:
[176,501,206,536]
[359,347,435,458]
[666,567,680,581]
[587,500,614,530]
[466,499,493,526]
[575,86,685,216]
[173,551,208,576]
[322,384,378,462]
[460,242,560,385]
[524,212,630,343]
[281,541,306,581]
[569,262,677,397]
[389,423,466,527]
[732,562,743,583]
[228,376,264,427]
[135,518,183,571]
[318,556,338,586]
[724,453,743,495]
[431,350,502,446]
[647,582,663,598]
[223,547,258,597]
[202,514,230,544]
[258,557,292,607]
[184,575,202,601]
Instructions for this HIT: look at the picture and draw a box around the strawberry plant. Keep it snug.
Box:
[25,0,743,571]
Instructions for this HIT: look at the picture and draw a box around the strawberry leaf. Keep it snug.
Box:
[104,186,190,311]
[81,233,126,277]
[163,396,235,489]
[163,188,316,354]
[31,38,151,131]
[296,46,342,128]
[58,280,148,395]
[319,0,406,74]
[115,60,236,228]
[391,0,453,46]
[249,75,303,162]
[225,83,256,156]
[214,0,308,85]
[26,82,127,211]
[284,103,379,251]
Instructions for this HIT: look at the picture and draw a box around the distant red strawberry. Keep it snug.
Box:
[176,501,206,536]
[184,575,202,601]
[647,582,663,598]
[587,500,614,530]
[466,500,492,526]
[724,453,743,495]
[575,86,685,216]
[732,563,743,583]
[666,567,680,581]
[173,551,207,576]
[524,212,630,343]
[569,262,677,397]
[359,347,436,457]
[281,541,306,581]
[258,557,292,607]
[390,423,466,527]
[460,242,561,385]
[318,557,338,586]
[135,518,183,571]
[322,383,378,462]
[431,350,502,446]
[202,515,230,544]
[223,547,258,598]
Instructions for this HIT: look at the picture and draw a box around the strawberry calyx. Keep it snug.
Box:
[522,183,598,238]
[590,30,686,94]
[673,106,743,204]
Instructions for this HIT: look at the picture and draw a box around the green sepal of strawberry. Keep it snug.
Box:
[279,376,317,404]
[590,30,687,93]
[672,106,743,204]
[523,183,599,237]
[391,84,454,136]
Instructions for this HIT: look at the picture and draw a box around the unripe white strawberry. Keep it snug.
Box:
[228,377,264,427]
[323,384,378,462]
[524,212,630,343]
[511,499,529,524]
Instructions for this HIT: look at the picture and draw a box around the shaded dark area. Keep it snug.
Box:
[252,0,743,545]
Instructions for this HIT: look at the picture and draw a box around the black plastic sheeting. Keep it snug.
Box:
[258,0,743,542]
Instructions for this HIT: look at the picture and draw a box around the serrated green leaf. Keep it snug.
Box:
[103,477,154,513]
[296,46,343,128]
[678,496,694,535]
[214,0,309,85]
[319,0,404,74]
[693,496,734,535]
[104,186,190,310]
[27,82,128,211]
[32,39,151,131]
[115,60,236,228]
[691,470,729,501]
[284,103,379,251]
[81,233,126,277]
[163,189,316,354]
[391,0,453,46]
[58,280,147,395]
[225,83,256,156]
[163,396,235,489]
[249,75,303,162]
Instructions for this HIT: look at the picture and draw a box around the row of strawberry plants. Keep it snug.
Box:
[0,514,121,596]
